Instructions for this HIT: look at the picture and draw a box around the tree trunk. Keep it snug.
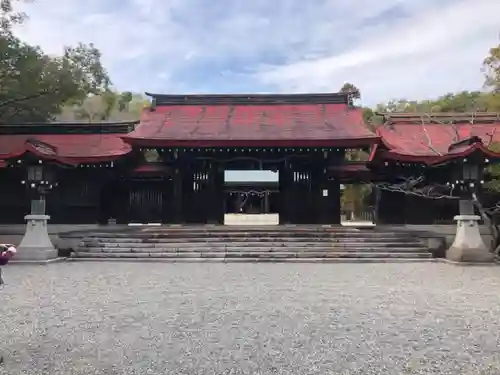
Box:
[472,193,499,255]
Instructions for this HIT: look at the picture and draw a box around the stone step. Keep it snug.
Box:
[72,251,432,259]
[77,246,430,254]
[80,237,422,245]
[80,233,418,243]
[76,229,360,237]
[71,225,431,261]
[69,257,437,263]
[140,227,363,233]
[79,241,425,249]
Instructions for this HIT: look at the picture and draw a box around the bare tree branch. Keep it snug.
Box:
[450,122,461,143]
[420,114,443,156]
[370,176,458,200]
[486,127,497,147]
[423,112,448,126]
[0,89,52,108]
[472,192,500,256]
[370,174,500,255]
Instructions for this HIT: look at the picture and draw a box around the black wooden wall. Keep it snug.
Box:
[0,168,29,224]
[377,190,458,224]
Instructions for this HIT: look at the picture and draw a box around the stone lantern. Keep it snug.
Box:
[447,157,493,263]
[16,162,58,262]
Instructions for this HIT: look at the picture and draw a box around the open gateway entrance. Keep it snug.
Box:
[224,170,279,225]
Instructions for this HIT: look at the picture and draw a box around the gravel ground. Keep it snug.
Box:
[1,262,500,375]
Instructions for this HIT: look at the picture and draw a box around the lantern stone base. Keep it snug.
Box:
[16,214,58,261]
[446,215,494,263]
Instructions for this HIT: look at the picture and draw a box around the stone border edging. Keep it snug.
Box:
[66,257,439,264]
[9,257,68,265]
[9,257,500,266]
[437,258,499,266]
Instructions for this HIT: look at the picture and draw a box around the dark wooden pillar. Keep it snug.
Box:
[331,181,341,224]
[373,186,381,224]
[312,165,341,224]
[317,149,343,224]
[113,179,129,224]
[208,166,225,224]
[98,181,113,224]
[301,171,314,223]
[204,166,218,224]
[159,174,174,224]
[182,166,195,223]
[172,167,184,223]
[290,171,312,224]
[315,179,340,224]
[309,166,322,224]
[279,166,292,224]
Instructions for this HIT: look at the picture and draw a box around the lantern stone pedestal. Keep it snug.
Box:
[16,214,58,261]
[446,215,494,263]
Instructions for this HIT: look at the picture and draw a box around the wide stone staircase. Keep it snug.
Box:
[70,226,434,262]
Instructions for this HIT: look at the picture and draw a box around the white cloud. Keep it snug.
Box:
[257,0,500,105]
[12,0,500,106]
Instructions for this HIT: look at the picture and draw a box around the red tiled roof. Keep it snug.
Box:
[0,134,132,164]
[123,93,377,148]
[328,162,370,173]
[327,162,381,182]
[375,113,500,164]
[132,163,171,174]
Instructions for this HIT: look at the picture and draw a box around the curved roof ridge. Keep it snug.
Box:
[146,92,351,106]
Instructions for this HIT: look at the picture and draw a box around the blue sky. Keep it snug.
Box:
[13,0,500,107]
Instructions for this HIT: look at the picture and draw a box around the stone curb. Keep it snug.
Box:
[66,257,439,264]
[8,257,68,265]
[437,258,500,266]
[9,257,500,266]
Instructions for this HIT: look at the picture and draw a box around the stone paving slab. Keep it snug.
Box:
[1,263,500,374]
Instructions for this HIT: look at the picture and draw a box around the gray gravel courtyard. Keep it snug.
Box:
[1,262,500,374]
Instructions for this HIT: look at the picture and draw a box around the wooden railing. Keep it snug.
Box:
[341,209,374,222]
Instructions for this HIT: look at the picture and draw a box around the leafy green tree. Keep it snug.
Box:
[1,0,28,32]
[486,151,500,192]
[341,184,372,220]
[428,91,488,112]
[338,83,381,129]
[340,82,361,100]
[483,43,500,93]
[70,92,115,122]
[118,91,133,112]
[0,0,110,123]
[58,91,149,122]
[375,91,497,117]
[0,35,110,123]
[62,43,110,99]
[361,107,376,129]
